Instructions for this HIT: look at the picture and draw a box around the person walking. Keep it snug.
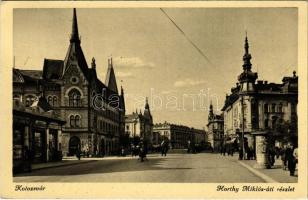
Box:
[285,143,296,176]
[293,146,298,173]
[138,141,146,162]
[161,140,166,156]
[281,145,287,170]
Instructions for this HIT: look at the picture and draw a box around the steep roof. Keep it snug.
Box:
[13,68,42,84]
[105,58,118,94]
[42,59,64,80]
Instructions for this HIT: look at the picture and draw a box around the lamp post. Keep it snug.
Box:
[240,95,246,160]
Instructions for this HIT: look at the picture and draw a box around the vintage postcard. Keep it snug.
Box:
[0,1,307,198]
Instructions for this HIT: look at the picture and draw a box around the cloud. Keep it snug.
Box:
[116,71,134,78]
[114,56,155,68]
[174,79,207,88]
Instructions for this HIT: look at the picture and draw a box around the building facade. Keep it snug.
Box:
[13,9,126,157]
[207,103,224,152]
[13,96,65,172]
[221,36,298,155]
[124,98,153,146]
[153,122,207,149]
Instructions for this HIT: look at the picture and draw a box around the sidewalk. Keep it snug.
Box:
[219,153,298,183]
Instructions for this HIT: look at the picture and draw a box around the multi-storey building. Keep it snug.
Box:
[221,36,298,155]
[153,122,207,149]
[124,98,153,146]
[207,103,224,152]
[13,9,125,157]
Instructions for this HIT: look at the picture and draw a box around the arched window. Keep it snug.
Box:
[25,95,36,107]
[53,96,57,107]
[47,96,53,105]
[75,115,80,127]
[70,115,75,127]
[264,104,268,113]
[68,89,81,107]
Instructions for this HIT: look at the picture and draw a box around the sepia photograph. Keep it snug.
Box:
[0,1,307,198]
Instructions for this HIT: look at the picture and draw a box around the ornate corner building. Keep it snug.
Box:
[125,97,153,146]
[13,9,126,159]
[221,35,298,153]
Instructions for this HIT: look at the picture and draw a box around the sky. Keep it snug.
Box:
[13,8,298,129]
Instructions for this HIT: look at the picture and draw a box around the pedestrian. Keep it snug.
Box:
[293,146,298,172]
[187,140,191,153]
[270,147,276,166]
[285,143,296,176]
[161,140,166,156]
[281,145,287,170]
[76,146,81,160]
[138,141,146,162]
[238,147,243,160]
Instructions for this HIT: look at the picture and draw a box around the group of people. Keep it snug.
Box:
[264,143,298,176]
[130,141,148,162]
[280,143,298,176]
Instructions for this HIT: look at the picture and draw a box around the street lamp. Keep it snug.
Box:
[240,95,246,160]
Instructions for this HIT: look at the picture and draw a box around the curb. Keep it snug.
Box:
[32,160,97,171]
[237,161,278,183]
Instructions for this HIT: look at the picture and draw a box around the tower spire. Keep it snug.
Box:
[242,33,252,71]
[70,8,80,44]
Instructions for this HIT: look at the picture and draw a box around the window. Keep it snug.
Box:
[70,115,81,127]
[48,96,53,105]
[264,104,268,113]
[75,115,80,127]
[278,103,283,113]
[53,96,57,107]
[68,89,81,107]
[25,95,36,107]
[70,115,75,127]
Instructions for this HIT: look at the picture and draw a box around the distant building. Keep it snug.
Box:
[221,36,298,154]
[125,98,153,146]
[207,103,224,152]
[13,9,126,157]
[153,122,207,149]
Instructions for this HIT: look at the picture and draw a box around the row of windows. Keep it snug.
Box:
[70,115,81,128]
[264,103,283,113]
[97,120,118,133]
[47,96,58,107]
